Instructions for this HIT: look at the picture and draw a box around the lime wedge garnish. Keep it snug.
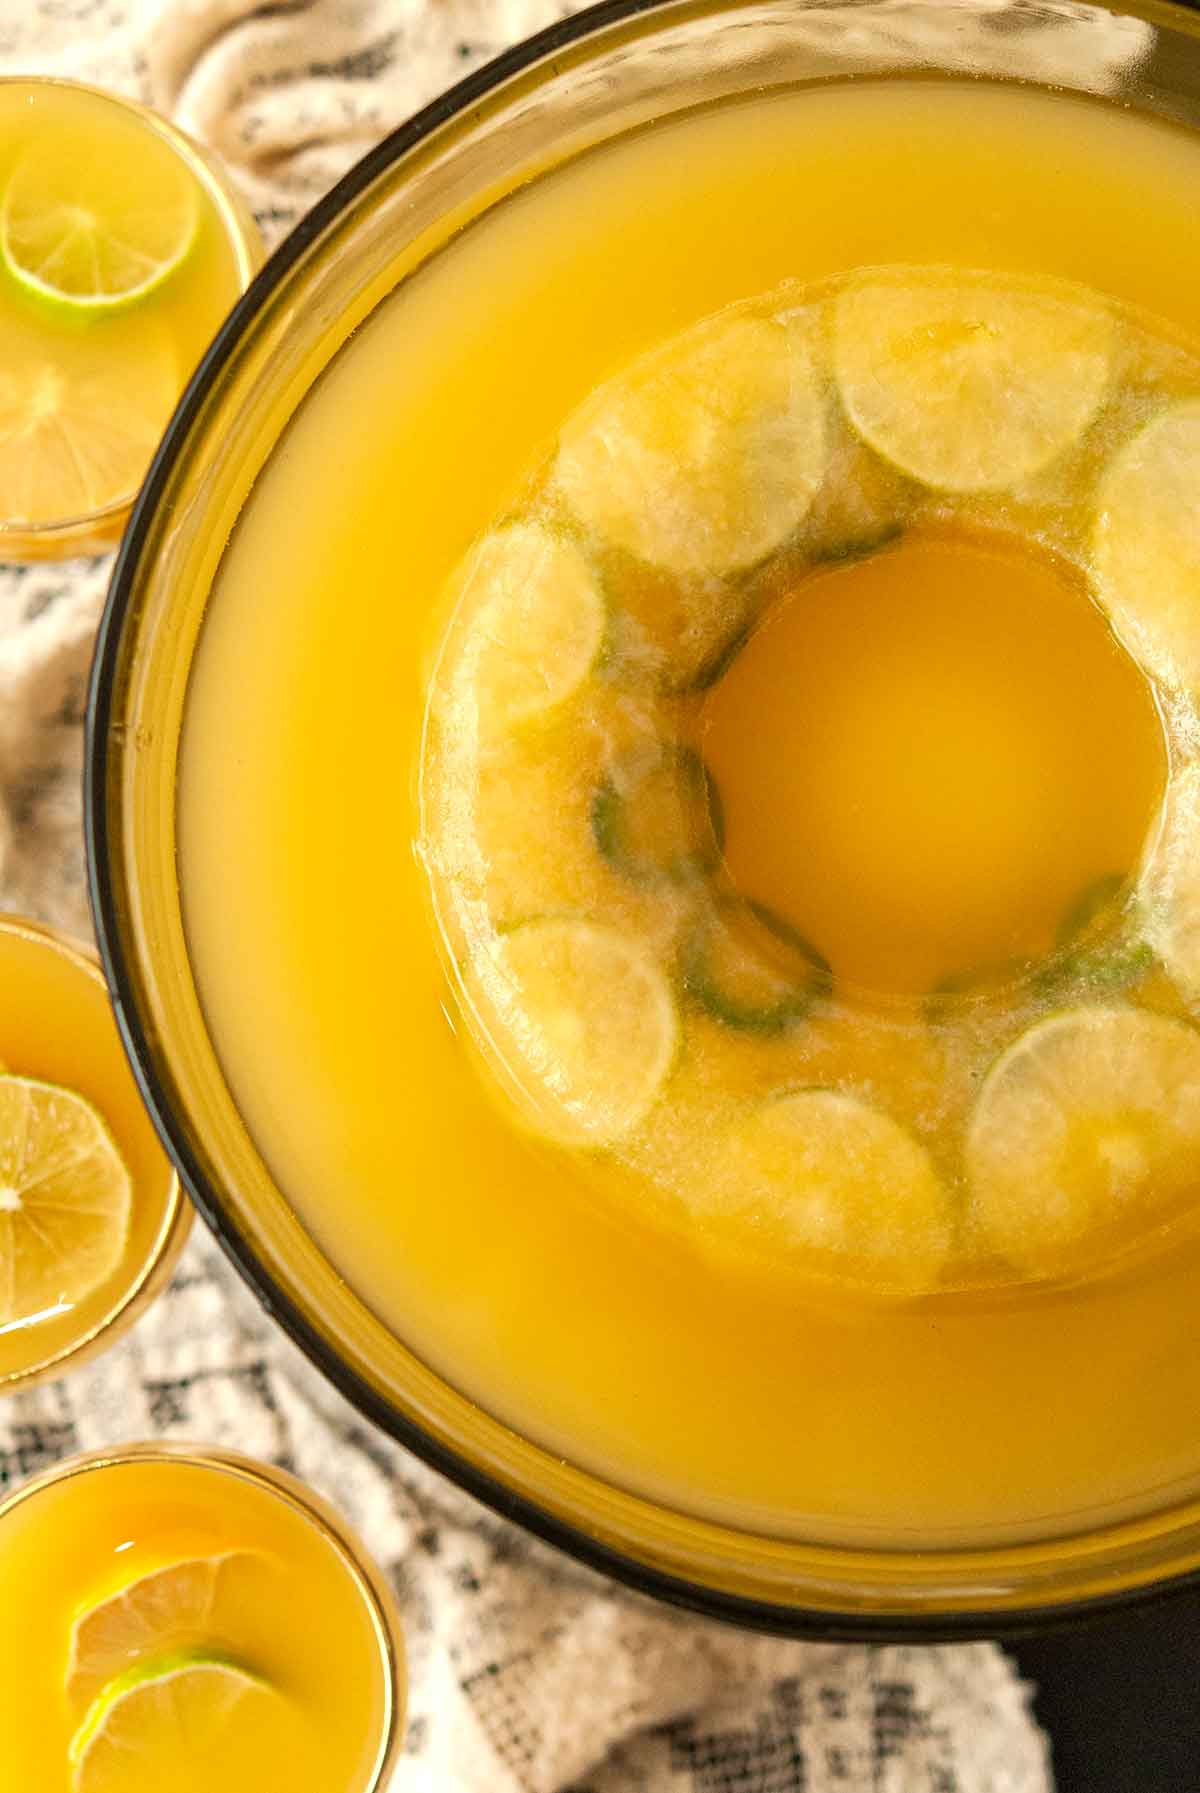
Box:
[1,143,196,311]
[0,321,178,527]
[708,1089,951,1293]
[67,1553,266,1714]
[556,312,827,577]
[966,1007,1200,1271]
[1093,401,1200,688]
[69,1652,272,1791]
[471,917,678,1145]
[443,523,605,736]
[0,1076,131,1327]
[833,269,1113,492]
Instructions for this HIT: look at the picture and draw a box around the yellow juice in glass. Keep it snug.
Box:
[180,78,1200,1542]
[0,917,188,1390]
[0,79,258,557]
[0,1447,403,1792]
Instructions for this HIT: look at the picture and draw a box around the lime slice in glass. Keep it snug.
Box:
[556,312,827,578]
[1093,400,1200,688]
[69,1652,273,1792]
[441,523,605,737]
[708,1088,951,1293]
[833,270,1113,492]
[966,1006,1200,1271]
[1,141,197,311]
[0,318,178,527]
[471,917,677,1146]
[67,1553,267,1714]
[0,1076,132,1327]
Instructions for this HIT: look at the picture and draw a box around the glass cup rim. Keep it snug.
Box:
[0,1438,405,1791]
[0,911,191,1394]
[0,73,262,555]
[86,0,1200,1639]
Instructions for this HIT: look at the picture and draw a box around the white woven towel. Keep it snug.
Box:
[1,0,1154,1784]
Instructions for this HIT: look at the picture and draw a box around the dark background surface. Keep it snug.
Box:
[1009,1591,1200,1789]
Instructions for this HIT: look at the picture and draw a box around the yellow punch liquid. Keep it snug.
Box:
[180,78,1200,1542]
[703,527,1167,997]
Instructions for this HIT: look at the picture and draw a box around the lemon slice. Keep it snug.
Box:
[0,321,179,526]
[67,1553,266,1714]
[69,1652,273,1792]
[556,312,827,578]
[1093,401,1200,688]
[470,917,677,1145]
[0,1076,132,1328]
[833,270,1113,492]
[442,523,605,737]
[708,1089,951,1293]
[966,1007,1200,1271]
[1141,766,1200,999]
[2,141,197,310]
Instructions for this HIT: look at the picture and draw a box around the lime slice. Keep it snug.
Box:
[682,900,830,1035]
[708,1089,951,1293]
[2,142,197,311]
[0,323,178,526]
[597,550,751,693]
[966,1007,1200,1270]
[69,1652,273,1791]
[1093,401,1200,688]
[67,1553,266,1714]
[1141,766,1200,999]
[0,1076,132,1327]
[556,312,827,578]
[444,523,605,735]
[471,917,677,1145]
[591,744,723,886]
[833,270,1113,492]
